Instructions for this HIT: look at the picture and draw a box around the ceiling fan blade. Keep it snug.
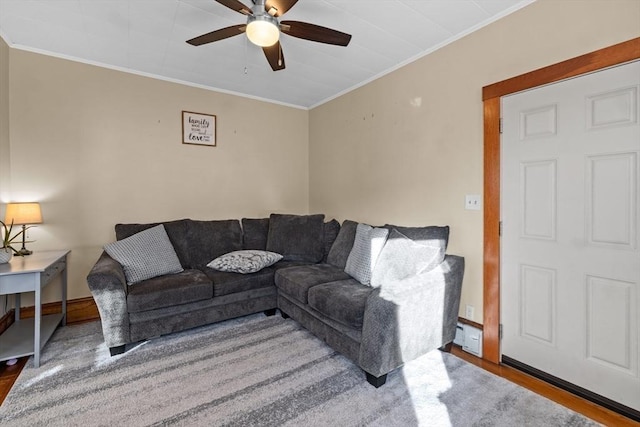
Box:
[186,25,246,46]
[264,0,298,17]
[263,41,285,71]
[280,21,351,46]
[215,0,253,15]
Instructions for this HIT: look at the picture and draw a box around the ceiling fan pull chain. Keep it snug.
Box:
[244,36,249,75]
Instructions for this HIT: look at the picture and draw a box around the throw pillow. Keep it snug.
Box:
[104,224,184,285]
[370,228,446,288]
[344,223,389,285]
[266,213,325,262]
[207,250,283,274]
[115,219,191,267]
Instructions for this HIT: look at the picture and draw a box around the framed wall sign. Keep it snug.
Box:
[182,111,216,147]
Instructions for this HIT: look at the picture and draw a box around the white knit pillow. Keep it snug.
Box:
[344,223,389,285]
[104,224,183,285]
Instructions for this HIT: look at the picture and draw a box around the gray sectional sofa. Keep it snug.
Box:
[87,214,464,387]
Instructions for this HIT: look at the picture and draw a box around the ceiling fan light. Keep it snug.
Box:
[246,18,279,47]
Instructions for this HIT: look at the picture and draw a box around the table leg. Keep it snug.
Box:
[34,278,41,368]
[61,262,67,326]
[14,293,20,321]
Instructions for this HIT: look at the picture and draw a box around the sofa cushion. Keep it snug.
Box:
[207,250,283,274]
[308,279,374,329]
[384,224,450,251]
[204,267,275,297]
[242,218,269,250]
[126,269,211,313]
[115,219,191,268]
[105,224,184,285]
[371,228,445,288]
[274,264,351,304]
[266,214,325,262]
[187,219,243,268]
[326,220,358,269]
[322,219,341,263]
[344,223,389,285]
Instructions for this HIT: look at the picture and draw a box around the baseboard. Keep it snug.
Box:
[457,316,483,331]
[0,297,100,336]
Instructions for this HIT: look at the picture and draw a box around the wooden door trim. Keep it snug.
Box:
[482,37,640,364]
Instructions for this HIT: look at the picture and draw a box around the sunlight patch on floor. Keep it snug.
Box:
[22,364,63,388]
[402,351,453,426]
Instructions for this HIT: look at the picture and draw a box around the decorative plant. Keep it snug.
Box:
[0,220,34,254]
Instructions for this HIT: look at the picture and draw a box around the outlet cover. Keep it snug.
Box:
[465,305,474,320]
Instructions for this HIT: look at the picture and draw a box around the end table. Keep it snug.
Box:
[0,250,70,368]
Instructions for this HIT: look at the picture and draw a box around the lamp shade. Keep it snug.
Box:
[4,202,43,225]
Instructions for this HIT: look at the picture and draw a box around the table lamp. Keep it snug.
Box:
[4,202,42,256]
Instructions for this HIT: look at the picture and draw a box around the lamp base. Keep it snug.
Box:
[16,248,33,256]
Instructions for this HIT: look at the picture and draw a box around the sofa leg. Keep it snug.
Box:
[109,345,126,356]
[365,372,387,388]
[280,310,290,319]
[263,309,277,316]
[439,342,453,352]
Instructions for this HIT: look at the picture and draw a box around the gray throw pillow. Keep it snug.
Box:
[344,223,389,285]
[266,213,325,262]
[371,228,445,288]
[207,250,283,274]
[104,224,184,285]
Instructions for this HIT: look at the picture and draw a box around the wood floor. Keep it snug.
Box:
[0,336,636,426]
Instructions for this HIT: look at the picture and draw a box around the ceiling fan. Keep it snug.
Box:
[186,0,352,71]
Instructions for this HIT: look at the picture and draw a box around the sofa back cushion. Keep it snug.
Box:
[384,224,450,250]
[115,219,191,268]
[326,220,358,269]
[371,228,446,287]
[242,218,270,250]
[187,219,243,268]
[266,213,325,262]
[323,219,341,262]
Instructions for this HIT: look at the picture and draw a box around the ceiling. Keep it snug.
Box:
[0,0,534,109]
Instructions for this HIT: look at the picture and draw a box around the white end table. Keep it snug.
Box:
[0,250,70,368]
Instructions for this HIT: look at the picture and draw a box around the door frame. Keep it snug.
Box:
[482,37,640,364]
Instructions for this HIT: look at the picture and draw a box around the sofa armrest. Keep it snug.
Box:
[86,252,130,348]
[358,255,465,377]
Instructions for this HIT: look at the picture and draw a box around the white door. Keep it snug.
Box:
[501,60,640,412]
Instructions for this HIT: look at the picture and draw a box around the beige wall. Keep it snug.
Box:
[309,0,640,323]
[4,49,309,303]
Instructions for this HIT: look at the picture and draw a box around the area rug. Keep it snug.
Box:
[0,313,598,426]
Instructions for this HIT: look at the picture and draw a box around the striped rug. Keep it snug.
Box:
[0,313,597,426]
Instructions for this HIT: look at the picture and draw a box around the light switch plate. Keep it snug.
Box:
[465,194,481,210]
